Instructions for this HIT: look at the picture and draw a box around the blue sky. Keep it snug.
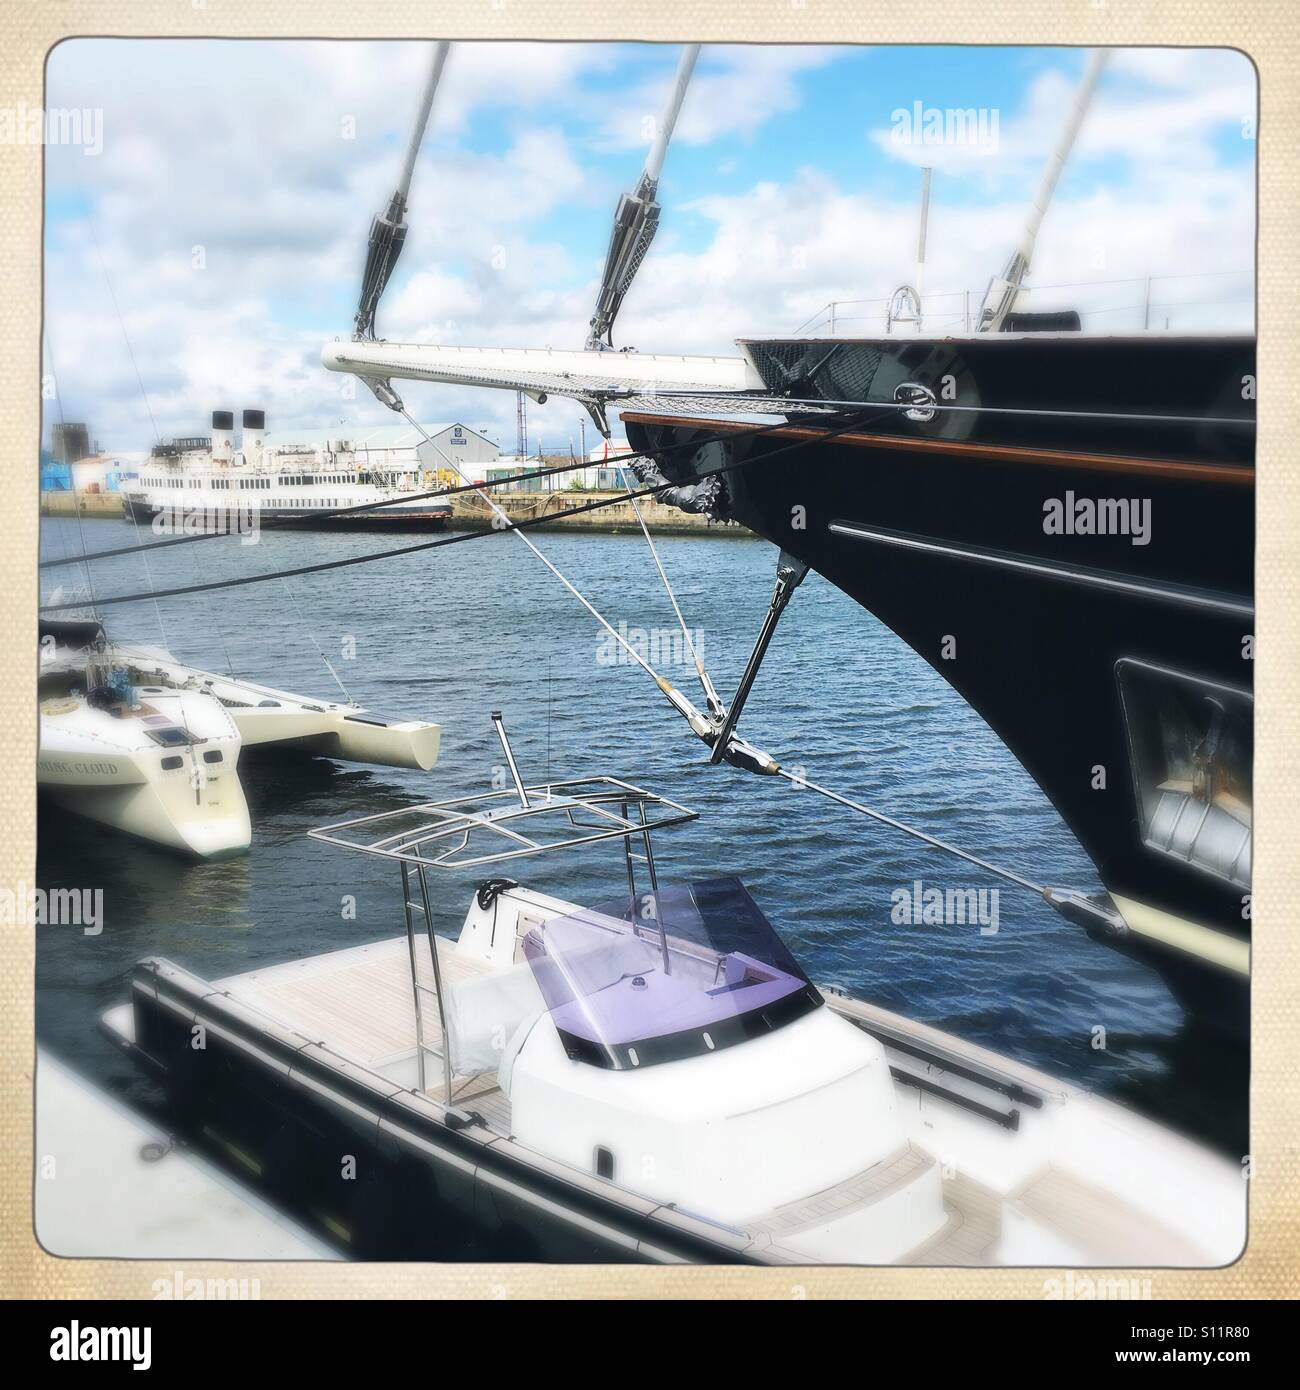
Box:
[43,41,1256,452]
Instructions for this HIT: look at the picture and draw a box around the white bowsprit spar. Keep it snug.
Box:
[328,38,778,438]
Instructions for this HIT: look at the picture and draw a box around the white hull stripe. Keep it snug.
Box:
[828,521,1253,619]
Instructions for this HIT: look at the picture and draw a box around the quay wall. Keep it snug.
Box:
[40,491,123,518]
[448,489,751,536]
[39,487,753,536]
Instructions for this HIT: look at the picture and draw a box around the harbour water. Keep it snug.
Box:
[36,516,1247,1159]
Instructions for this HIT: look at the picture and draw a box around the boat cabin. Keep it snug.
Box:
[306,717,945,1249]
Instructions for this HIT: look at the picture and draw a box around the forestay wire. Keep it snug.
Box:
[394,409,1054,903]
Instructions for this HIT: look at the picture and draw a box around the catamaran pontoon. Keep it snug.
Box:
[103,716,1245,1264]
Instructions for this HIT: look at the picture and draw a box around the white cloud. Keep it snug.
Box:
[42,39,619,449]
[43,40,1253,457]
[592,45,838,152]
[588,141,1253,365]
[870,48,1256,184]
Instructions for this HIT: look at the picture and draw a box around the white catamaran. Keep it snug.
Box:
[39,617,440,858]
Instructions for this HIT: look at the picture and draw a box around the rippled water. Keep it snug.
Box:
[36,515,1246,1154]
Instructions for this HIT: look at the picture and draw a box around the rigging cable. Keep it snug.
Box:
[41,412,812,570]
[404,409,1056,901]
[613,393,1256,430]
[42,330,99,619]
[40,410,886,613]
[279,576,354,705]
[622,478,723,718]
[88,215,244,674]
[394,406,676,688]
[121,488,176,658]
[772,767,1044,895]
[89,219,161,444]
[37,365,89,611]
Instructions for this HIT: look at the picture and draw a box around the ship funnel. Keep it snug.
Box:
[211,410,234,463]
[242,408,266,465]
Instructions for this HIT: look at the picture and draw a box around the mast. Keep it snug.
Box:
[977,48,1108,333]
[585,44,700,352]
[915,165,931,322]
[515,390,528,460]
[886,166,931,334]
[353,41,451,341]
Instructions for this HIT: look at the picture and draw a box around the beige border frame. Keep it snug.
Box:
[3,2,1295,1301]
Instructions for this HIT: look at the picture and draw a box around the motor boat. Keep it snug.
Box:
[103,717,1245,1264]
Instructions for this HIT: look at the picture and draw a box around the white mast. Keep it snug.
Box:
[585,44,701,352]
[395,42,450,204]
[915,165,932,317]
[977,48,1109,333]
[352,41,451,342]
[887,166,931,334]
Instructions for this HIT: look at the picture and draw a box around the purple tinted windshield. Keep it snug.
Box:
[522,878,820,1069]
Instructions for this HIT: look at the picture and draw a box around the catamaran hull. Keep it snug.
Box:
[113,645,442,773]
[38,714,251,860]
[233,708,442,770]
[40,779,251,859]
[624,338,1254,1034]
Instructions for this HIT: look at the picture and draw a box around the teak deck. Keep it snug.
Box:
[217,936,513,1130]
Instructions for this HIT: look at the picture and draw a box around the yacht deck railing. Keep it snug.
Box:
[789,270,1255,337]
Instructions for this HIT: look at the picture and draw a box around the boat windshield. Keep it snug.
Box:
[522,877,821,1069]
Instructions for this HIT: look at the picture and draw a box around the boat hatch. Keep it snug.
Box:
[146,726,194,748]
[526,878,822,1070]
[1117,659,1252,890]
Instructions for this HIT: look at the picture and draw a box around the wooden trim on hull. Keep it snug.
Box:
[827,520,1253,618]
[620,412,1255,486]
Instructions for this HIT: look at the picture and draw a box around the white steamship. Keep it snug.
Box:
[121,410,499,531]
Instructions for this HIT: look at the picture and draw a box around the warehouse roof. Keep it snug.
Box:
[263,422,497,449]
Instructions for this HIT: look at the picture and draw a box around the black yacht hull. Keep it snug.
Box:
[625,334,1255,1034]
